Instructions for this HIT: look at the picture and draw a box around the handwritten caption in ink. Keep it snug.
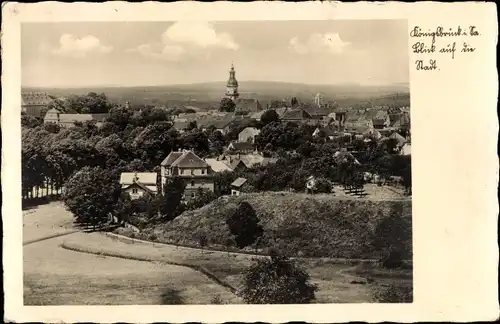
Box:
[410,26,479,71]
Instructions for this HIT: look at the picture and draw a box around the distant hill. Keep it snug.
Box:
[23,81,410,109]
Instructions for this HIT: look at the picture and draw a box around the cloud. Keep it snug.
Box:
[162,22,239,50]
[128,21,238,61]
[126,43,185,61]
[46,34,113,58]
[289,33,349,55]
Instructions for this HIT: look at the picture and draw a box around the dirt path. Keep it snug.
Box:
[23,203,239,305]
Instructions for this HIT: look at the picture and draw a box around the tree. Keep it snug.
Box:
[21,114,42,128]
[260,109,279,127]
[371,204,411,269]
[186,188,218,210]
[195,230,208,254]
[157,177,186,221]
[240,254,318,304]
[62,166,121,230]
[226,201,264,249]
[219,97,236,112]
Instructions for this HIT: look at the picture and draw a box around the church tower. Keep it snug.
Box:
[225,64,239,101]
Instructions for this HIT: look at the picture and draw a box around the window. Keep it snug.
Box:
[180,169,184,175]
[132,188,138,194]
[191,193,195,198]
[191,169,194,175]
[191,180,195,187]
[201,169,205,175]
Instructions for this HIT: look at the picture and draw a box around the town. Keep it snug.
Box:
[22,63,412,305]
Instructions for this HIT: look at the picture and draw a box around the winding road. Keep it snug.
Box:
[23,202,238,305]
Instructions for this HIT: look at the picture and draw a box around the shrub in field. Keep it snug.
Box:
[314,177,332,193]
[226,201,264,249]
[195,230,209,254]
[373,283,413,303]
[240,254,318,304]
[211,294,224,304]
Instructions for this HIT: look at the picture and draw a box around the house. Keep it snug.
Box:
[363,128,382,140]
[372,116,390,129]
[389,132,407,149]
[231,177,250,196]
[281,108,313,123]
[238,127,260,143]
[400,142,411,156]
[22,92,52,118]
[119,172,158,200]
[226,141,255,154]
[333,149,361,165]
[235,98,263,113]
[312,126,336,138]
[43,108,109,127]
[160,149,214,202]
[250,110,266,121]
[173,121,190,133]
[305,176,317,194]
[218,152,277,170]
[198,119,233,135]
[204,158,233,173]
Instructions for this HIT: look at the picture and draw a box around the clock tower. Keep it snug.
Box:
[225,64,239,101]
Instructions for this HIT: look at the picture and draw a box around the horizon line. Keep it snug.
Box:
[22,80,410,89]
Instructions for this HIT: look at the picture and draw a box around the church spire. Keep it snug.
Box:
[225,63,239,101]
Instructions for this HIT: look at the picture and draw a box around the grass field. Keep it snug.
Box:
[23,203,238,305]
[23,201,412,305]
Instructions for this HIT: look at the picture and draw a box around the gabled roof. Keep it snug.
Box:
[173,121,190,131]
[333,150,361,165]
[21,92,52,106]
[120,172,158,185]
[250,110,266,120]
[364,128,382,138]
[389,132,407,146]
[228,141,254,151]
[170,150,208,168]
[199,118,233,129]
[372,118,387,127]
[313,126,336,136]
[235,98,262,112]
[122,181,157,194]
[231,177,248,188]
[160,151,184,166]
[239,127,260,135]
[58,113,109,123]
[205,158,233,172]
[281,108,312,120]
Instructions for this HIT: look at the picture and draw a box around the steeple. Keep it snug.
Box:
[225,63,239,101]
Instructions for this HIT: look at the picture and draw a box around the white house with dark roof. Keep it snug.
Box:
[119,172,158,200]
[231,177,249,196]
[160,149,214,201]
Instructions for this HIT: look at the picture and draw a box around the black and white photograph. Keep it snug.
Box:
[20,19,413,306]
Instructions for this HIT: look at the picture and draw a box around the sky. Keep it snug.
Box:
[22,20,409,88]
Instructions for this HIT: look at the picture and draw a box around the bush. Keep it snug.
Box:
[373,283,413,303]
[226,201,264,249]
[211,294,224,304]
[240,255,318,304]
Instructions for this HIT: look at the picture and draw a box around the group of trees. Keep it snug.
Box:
[224,201,317,304]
